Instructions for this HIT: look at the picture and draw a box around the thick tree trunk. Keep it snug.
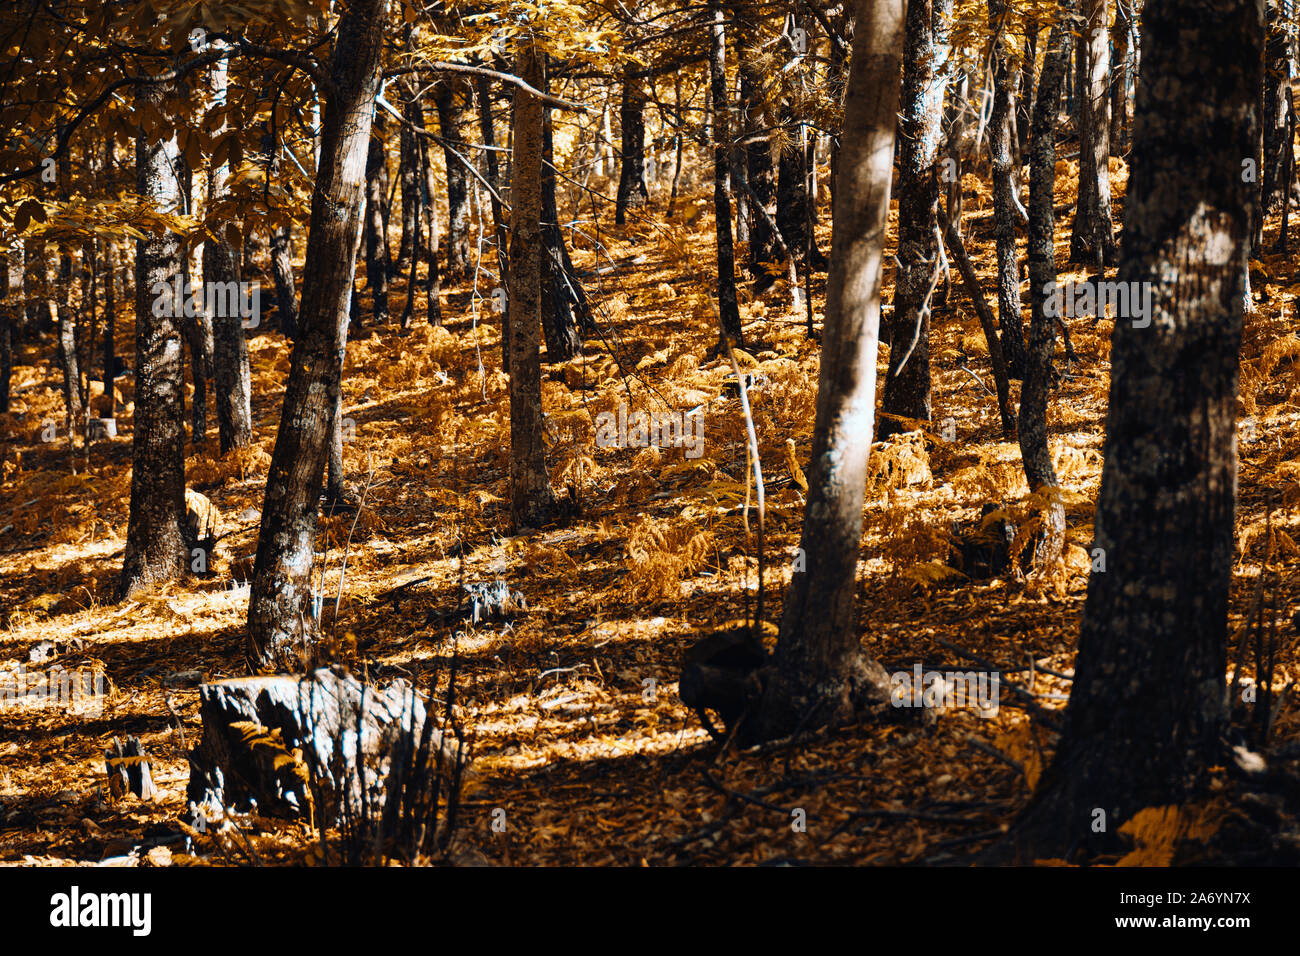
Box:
[1020,4,1075,567]
[878,0,952,439]
[990,0,1027,378]
[1009,0,1261,861]
[614,65,649,225]
[121,77,192,598]
[208,54,253,454]
[246,0,388,672]
[1068,0,1116,265]
[751,0,906,742]
[709,2,744,347]
[435,80,472,282]
[507,41,558,530]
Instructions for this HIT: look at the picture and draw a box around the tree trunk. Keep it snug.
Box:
[1068,0,1116,265]
[121,76,192,598]
[507,41,558,530]
[614,65,649,225]
[435,79,472,282]
[1110,0,1132,149]
[476,76,509,364]
[364,112,390,325]
[736,17,778,283]
[1262,0,1292,218]
[709,2,744,348]
[1008,0,1261,861]
[540,62,585,361]
[208,53,253,454]
[246,0,388,672]
[878,0,953,440]
[56,250,83,447]
[990,0,1027,378]
[397,91,420,273]
[751,0,907,742]
[1019,2,1074,567]
[1018,20,1038,161]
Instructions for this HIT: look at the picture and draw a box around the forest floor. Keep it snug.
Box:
[1,157,1299,866]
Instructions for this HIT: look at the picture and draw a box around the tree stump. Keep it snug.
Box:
[186,668,451,826]
[106,736,156,801]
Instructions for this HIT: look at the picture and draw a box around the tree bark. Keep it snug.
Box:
[1261,0,1292,218]
[507,41,559,531]
[735,14,778,283]
[1008,0,1261,861]
[752,0,906,742]
[121,74,192,598]
[990,0,1027,378]
[878,0,953,439]
[1110,0,1133,150]
[364,112,390,325]
[1020,3,1075,567]
[1068,0,1116,266]
[208,53,253,454]
[614,64,649,225]
[246,0,388,672]
[435,79,472,282]
[540,59,585,361]
[709,2,744,348]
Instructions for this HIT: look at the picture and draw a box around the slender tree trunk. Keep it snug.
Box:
[364,112,390,324]
[990,0,1027,377]
[1018,20,1038,161]
[540,61,585,360]
[436,79,472,282]
[735,14,778,283]
[246,0,388,672]
[415,98,444,325]
[0,251,13,415]
[208,53,253,454]
[1110,0,1132,149]
[476,76,509,365]
[1262,0,1292,218]
[878,0,953,439]
[1020,3,1075,567]
[709,2,744,347]
[1008,0,1262,861]
[261,90,300,340]
[397,91,420,272]
[56,250,83,447]
[102,236,117,417]
[121,76,191,598]
[752,0,906,742]
[615,64,649,225]
[1069,0,1116,265]
[508,40,558,530]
